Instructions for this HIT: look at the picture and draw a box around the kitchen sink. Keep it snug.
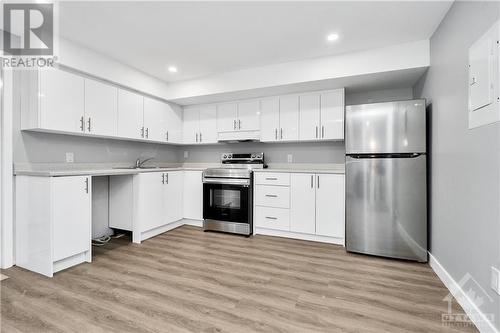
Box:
[112,166,160,170]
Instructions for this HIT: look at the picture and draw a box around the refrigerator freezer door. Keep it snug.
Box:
[345,155,427,262]
[345,100,426,154]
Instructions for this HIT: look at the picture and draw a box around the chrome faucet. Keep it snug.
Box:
[135,157,154,168]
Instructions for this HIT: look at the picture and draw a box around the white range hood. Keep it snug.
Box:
[217,130,260,143]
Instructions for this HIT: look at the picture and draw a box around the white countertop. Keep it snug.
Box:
[14,162,345,176]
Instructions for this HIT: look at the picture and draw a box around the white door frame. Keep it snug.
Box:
[1,67,14,269]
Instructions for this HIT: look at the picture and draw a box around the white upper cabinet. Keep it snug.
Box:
[315,174,345,238]
[165,103,183,143]
[38,69,85,133]
[320,89,344,140]
[299,93,321,141]
[183,107,199,144]
[84,79,118,136]
[279,95,299,141]
[199,105,217,143]
[217,102,238,132]
[237,100,260,131]
[260,97,280,142]
[143,97,168,142]
[117,89,144,139]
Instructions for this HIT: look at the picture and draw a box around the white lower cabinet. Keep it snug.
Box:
[16,175,92,277]
[254,171,345,245]
[183,170,203,221]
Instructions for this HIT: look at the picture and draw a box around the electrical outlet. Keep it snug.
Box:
[184,151,189,159]
[491,266,500,295]
[287,154,293,163]
[65,152,74,163]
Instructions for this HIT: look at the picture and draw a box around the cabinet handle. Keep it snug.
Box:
[317,175,320,188]
[80,116,85,132]
[166,173,169,184]
[200,132,202,142]
[280,128,283,139]
[265,194,278,198]
[146,127,149,138]
[316,126,318,138]
[233,119,237,130]
[322,126,324,138]
[196,133,198,142]
[162,173,165,184]
[311,175,313,188]
[84,177,89,193]
[265,177,277,180]
[141,126,144,138]
[87,117,91,132]
[275,128,277,140]
[166,131,169,141]
[238,119,241,129]
[265,216,277,220]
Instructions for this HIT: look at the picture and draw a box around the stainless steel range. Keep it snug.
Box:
[202,153,264,235]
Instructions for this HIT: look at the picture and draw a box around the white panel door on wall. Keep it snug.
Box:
[199,105,217,143]
[52,176,91,262]
[183,171,203,220]
[117,89,143,139]
[136,173,165,232]
[237,100,260,131]
[166,103,183,143]
[217,102,238,132]
[320,89,344,140]
[260,97,280,142]
[279,95,299,141]
[84,79,118,136]
[39,69,84,133]
[144,97,168,142]
[183,108,199,144]
[290,173,316,234]
[316,174,344,238]
[299,94,321,141]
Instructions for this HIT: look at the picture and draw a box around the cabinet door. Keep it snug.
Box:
[52,176,91,261]
[84,79,118,136]
[117,89,143,139]
[260,97,280,142]
[164,171,184,223]
[144,97,168,142]
[183,171,203,220]
[279,95,299,141]
[182,108,199,144]
[135,173,164,232]
[299,94,321,141]
[237,100,260,131]
[166,103,183,143]
[316,174,345,238]
[217,102,238,132]
[320,89,344,140]
[290,173,316,234]
[39,69,84,133]
[199,105,217,143]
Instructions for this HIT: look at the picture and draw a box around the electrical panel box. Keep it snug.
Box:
[468,21,500,129]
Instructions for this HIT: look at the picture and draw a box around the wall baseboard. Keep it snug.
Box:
[429,252,498,333]
[182,219,203,227]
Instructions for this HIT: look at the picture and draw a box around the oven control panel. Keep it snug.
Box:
[221,152,264,163]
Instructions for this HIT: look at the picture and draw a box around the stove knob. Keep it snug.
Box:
[251,154,255,159]
[256,154,261,159]
[223,154,227,159]
[228,154,232,159]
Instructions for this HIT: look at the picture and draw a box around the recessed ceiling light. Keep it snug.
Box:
[168,66,178,73]
[327,33,339,42]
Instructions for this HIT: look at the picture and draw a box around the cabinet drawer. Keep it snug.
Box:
[255,206,290,231]
[254,173,290,186]
[255,185,290,208]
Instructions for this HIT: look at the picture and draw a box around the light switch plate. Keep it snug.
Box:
[287,154,293,163]
[65,152,74,163]
[184,151,189,159]
[491,266,500,295]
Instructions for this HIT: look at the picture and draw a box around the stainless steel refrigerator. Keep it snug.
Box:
[345,99,427,262]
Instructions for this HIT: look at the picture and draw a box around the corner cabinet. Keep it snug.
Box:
[16,175,92,277]
[254,171,345,245]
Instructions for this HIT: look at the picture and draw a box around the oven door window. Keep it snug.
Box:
[203,183,249,223]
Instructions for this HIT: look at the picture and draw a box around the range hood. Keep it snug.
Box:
[217,130,261,143]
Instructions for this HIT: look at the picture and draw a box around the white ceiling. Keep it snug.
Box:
[59,1,452,83]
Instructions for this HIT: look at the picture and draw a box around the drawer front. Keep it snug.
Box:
[254,173,290,186]
[255,185,290,208]
[255,206,290,231]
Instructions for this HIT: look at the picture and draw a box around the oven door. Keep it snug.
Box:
[203,178,250,224]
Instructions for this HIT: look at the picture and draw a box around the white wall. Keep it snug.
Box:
[414,1,500,330]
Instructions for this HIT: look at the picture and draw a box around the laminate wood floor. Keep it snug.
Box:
[1,226,478,332]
